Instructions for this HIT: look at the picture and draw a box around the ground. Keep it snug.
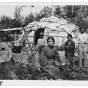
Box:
[0,46,88,80]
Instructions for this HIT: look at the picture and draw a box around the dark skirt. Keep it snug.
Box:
[41,63,64,79]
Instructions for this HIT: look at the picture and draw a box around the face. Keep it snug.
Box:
[68,36,72,41]
[40,35,44,39]
[48,39,54,46]
[80,28,85,33]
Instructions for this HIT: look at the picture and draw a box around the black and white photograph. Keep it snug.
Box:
[1,2,88,86]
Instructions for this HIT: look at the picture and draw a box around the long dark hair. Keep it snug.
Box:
[47,36,55,44]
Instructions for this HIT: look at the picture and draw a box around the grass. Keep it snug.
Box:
[0,48,88,80]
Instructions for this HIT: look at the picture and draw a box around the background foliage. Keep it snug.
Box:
[0,5,88,29]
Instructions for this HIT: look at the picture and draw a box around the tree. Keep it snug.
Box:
[24,13,34,26]
[14,6,24,27]
[58,5,88,28]
[54,6,61,15]
[0,15,15,29]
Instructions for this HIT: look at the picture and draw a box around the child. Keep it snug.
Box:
[64,34,75,71]
[37,32,45,54]
[40,36,63,79]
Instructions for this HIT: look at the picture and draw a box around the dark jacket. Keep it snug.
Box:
[40,45,62,66]
[64,40,75,57]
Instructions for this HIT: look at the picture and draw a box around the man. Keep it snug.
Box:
[77,26,88,71]
[64,34,75,71]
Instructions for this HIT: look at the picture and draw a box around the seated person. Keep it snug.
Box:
[40,36,64,79]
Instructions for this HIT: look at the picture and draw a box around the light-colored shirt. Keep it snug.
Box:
[76,32,88,48]
[77,32,88,44]
[37,38,45,46]
[69,41,71,45]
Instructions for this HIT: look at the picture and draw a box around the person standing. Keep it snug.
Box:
[37,32,46,54]
[77,26,88,71]
[64,34,75,71]
[35,32,45,71]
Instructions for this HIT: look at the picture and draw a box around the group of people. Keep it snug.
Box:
[37,26,88,79]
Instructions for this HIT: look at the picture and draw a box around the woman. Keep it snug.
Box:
[40,36,64,79]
